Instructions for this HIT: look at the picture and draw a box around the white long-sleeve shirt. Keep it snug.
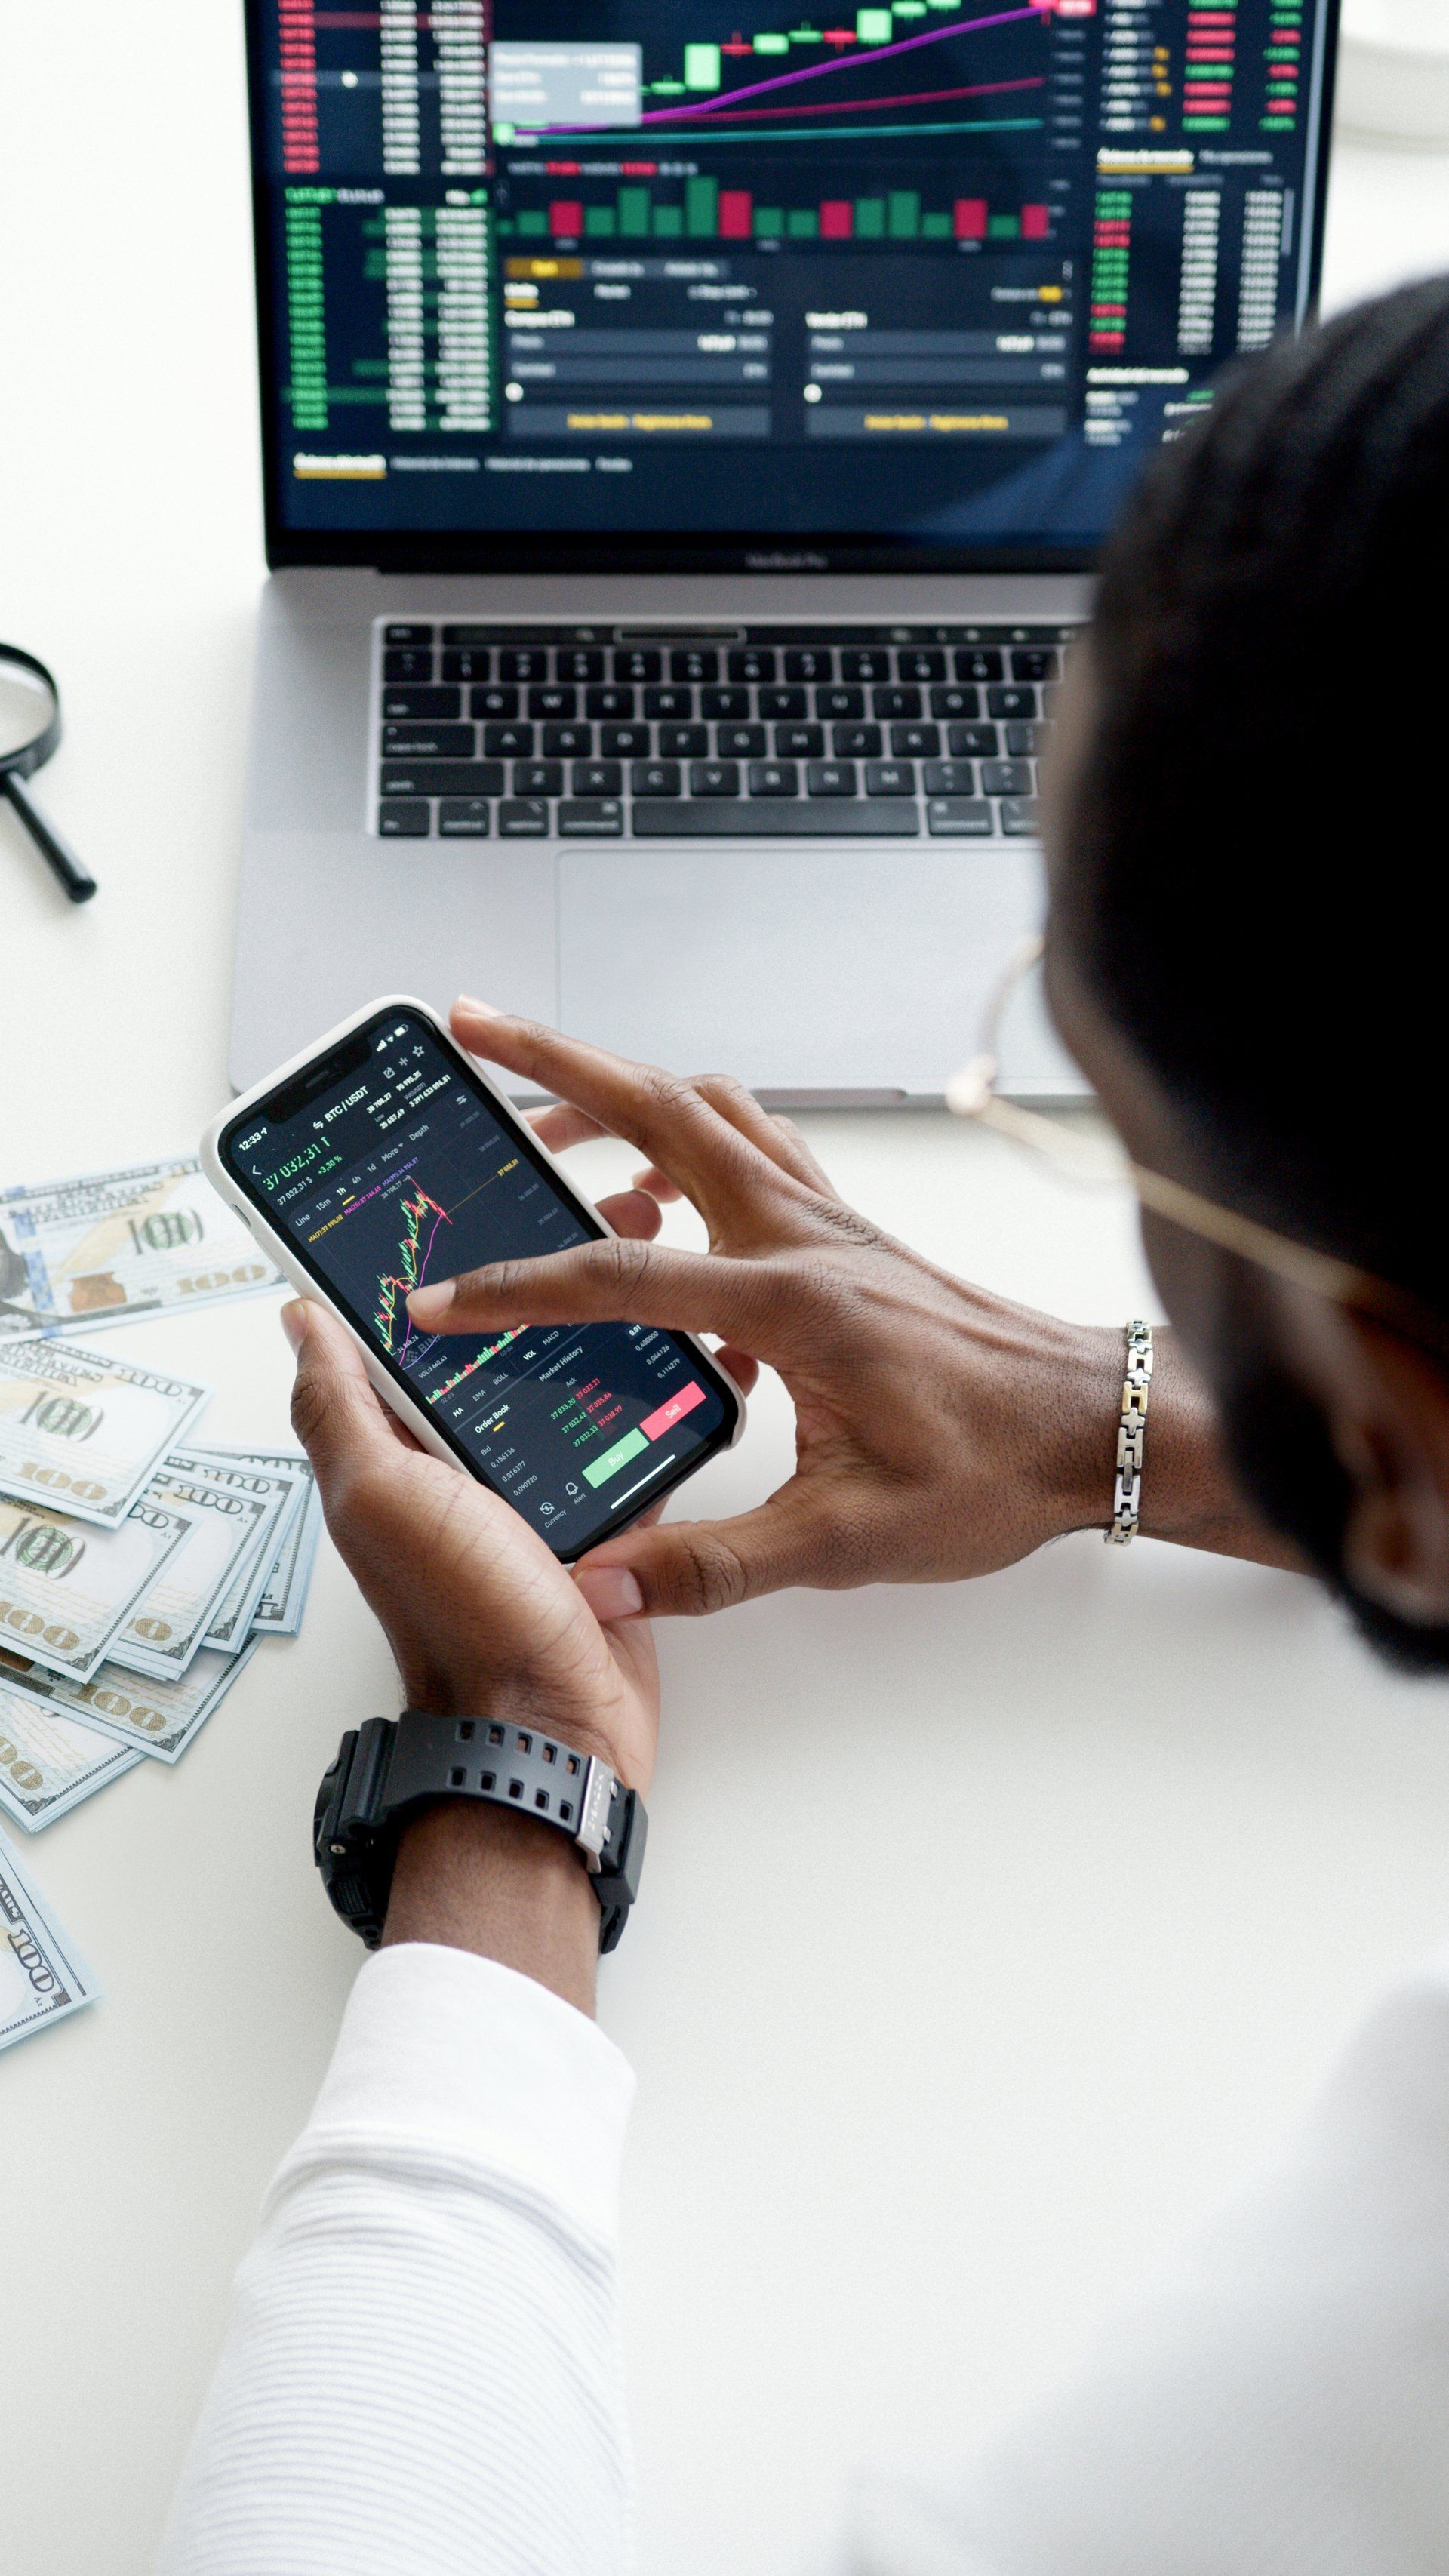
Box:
[158,1939,1449,2576]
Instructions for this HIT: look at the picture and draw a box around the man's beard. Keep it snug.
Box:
[1217,1349,1449,1674]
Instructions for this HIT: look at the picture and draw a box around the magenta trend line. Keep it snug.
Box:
[633,3,1049,126]
[672,72,1045,121]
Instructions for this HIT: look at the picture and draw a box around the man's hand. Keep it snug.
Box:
[286,1300,660,2008]
[395,1003,1259,1624]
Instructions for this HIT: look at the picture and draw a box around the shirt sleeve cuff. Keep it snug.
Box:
[282,1941,635,2244]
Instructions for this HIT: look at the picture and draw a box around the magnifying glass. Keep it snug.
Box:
[0,644,97,904]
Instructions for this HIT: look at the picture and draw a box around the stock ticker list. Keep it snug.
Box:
[235,1025,723,1542]
[259,0,1331,537]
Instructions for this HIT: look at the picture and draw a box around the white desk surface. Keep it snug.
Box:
[4,13,1449,2568]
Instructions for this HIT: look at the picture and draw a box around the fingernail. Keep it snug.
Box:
[406,1280,453,1325]
[453,996,499,1017]
[577,1567,645,1622]
[280,1299,309,1353]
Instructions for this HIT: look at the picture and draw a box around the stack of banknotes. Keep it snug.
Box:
[0,1157,319,2054]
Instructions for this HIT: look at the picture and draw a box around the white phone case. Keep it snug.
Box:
[200,995,746,1535]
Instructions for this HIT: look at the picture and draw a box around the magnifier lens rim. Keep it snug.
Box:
[0,645,61,777]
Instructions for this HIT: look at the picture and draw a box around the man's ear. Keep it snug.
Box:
[1326,1315,1449,1628]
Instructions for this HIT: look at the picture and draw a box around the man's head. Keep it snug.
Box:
[1042,277,1449,1668]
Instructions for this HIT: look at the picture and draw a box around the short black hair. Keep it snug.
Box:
[1061,277,1449,1315]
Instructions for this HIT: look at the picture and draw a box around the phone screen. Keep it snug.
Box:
[220,1005,737,1557]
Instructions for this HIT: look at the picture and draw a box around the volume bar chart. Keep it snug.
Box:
[506,183,1052,242]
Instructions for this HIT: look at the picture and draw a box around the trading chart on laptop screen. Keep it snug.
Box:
[248,0,1336,552]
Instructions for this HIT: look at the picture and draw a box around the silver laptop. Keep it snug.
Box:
[232,0,1339,1102]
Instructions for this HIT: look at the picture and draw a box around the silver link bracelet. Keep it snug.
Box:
[1106,1319,1154,1543]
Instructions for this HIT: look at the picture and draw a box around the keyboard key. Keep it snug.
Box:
[601,722,650,756]
[872,685,921,720]
[659,722,709,758]
[1011,648,1058,682]
[438,798,491,836]
[865,762,915,797]
[1005,721,1045,759]
[716,722,767,758]
[383,648,433,682]
[484,722,535,757]
[514,760,564,796]
[832,723,882,758]
[558,647,605,680]
[816,685,864,719]
[785,646,833,681]
[691,761,742,797]
[472,685,520,718]
[728,646,776,681]
[441,625,499,646]
[891,723,940,758]
[923,760,976,796]
[927,798,993,836]
[498,799,550,837]
[999,797,1042,836]
[380,761,503,796]
[632,801,918,838]
[383,722,474,757]
[558,800,623,836]
[700,685,752,719]
[987,685,1037,719]
[671,645,718,681]
[897,648,945,680]
[384,623,432,646]
[542,722,593,756]
[748,762,799,797]
[807,761,857,797]
[758,685,807,719]
[381,686,461,721]
[572,759,623,798]
[930,684,980,719]
[378,798,430,836]
[981,759,1033,796]
[948,722,1001,758]
[614,646,660,681]
[645,685,694,719]
[442,648,491,682]
[631,760,682,798]
[955,647,1003,681]
[775,723,825,757]
[841,648,888,680]
[528,685,577,719]
[586,684,636,719]
[500,648,549,680]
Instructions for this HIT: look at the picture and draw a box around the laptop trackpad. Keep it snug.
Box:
[557,845,1074,1098]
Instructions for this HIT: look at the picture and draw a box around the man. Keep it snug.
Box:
[159,279,1449,2572]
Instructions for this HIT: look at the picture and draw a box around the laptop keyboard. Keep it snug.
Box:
[372,622,1077,844]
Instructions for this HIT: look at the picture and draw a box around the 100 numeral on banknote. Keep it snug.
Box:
[0,1157,279,1339]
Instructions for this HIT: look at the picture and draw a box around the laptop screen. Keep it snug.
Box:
[246,0,1339,570]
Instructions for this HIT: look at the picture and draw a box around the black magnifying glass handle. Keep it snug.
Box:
[0,771,97,903]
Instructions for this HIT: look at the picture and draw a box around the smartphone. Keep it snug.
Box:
[202,997,745,1562]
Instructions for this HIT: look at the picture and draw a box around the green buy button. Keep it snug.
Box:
[582,1426,650,1489]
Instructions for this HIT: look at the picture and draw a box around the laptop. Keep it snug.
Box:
[232,0,1340,1102]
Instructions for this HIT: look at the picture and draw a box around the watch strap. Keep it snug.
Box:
[314,1710,647,1953]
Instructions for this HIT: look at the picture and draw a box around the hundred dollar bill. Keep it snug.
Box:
[170,1450,303,1651]
[0,1679,142,1830]
[0,1155,279,1340]
[0,1492,191,1683]
[246,1458,322,1635]
[0,1340,210,1528]
[189,1447,321,1636]
[0,1823,100,2053]
[0,1636,260,1765]
[107,1469,272,1682]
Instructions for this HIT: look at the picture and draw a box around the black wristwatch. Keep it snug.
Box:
[313,1711,648,1953]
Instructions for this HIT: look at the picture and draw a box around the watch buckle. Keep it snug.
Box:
[574,1756,615,1872]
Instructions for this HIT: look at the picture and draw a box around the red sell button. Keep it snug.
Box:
[639,1380,707,1442]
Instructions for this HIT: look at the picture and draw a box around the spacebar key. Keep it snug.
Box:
[632,799,918,837]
